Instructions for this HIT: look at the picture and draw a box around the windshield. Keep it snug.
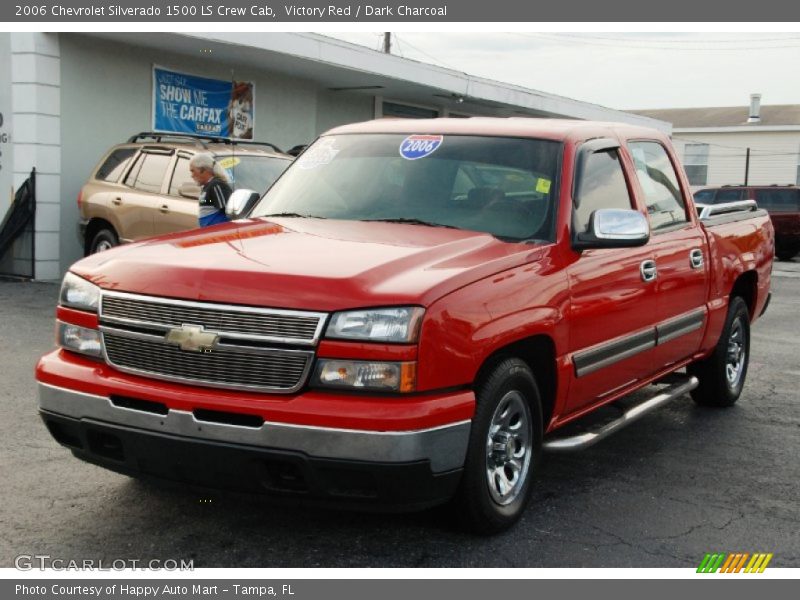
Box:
[217,154,292,194]
[250,134,561,242]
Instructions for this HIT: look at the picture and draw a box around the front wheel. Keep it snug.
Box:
[688,296,750,407]
[89,227,119,254]
[454,357,542,534]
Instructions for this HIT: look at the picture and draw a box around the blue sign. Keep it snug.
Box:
[153,67,255,139]
[399,134,443,160]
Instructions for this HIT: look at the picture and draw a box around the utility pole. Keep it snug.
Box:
[383,32,391,54]
[744,147,750,185]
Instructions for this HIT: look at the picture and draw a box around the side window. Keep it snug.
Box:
[755,189,800,212]
[95,148,137,182]
[693,189,715,203]
[715,188,745,203]
[124,152,171,193]
[168,156,192,196]
[574,149,633,234]
[628,141,688,231]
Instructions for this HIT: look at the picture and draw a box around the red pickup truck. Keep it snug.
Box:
[37,119,774,534]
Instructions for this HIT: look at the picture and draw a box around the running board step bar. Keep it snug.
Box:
[543,375,699,453]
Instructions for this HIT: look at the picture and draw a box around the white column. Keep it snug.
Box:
[11,33,60,281]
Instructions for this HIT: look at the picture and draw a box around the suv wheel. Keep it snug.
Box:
[89,227,119,254]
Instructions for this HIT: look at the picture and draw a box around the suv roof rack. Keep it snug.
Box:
[127,132,284,154]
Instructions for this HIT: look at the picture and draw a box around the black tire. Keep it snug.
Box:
[454,357,542,534]
[687,296,750,407]
[775,248,798,261]
[89,227,118,254]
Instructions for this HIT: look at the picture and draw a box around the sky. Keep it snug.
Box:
[324,32,800,111]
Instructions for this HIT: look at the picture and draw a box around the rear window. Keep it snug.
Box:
[95,148,137,182]
[714,188,745,203]
[754,188,800,212]
[693,189,715,203]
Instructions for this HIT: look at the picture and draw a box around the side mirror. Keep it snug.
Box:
[573,208,650,250]
[226,189,261,219]
[178,183,200,199]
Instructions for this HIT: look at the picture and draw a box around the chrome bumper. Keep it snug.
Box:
[38,382,470,473]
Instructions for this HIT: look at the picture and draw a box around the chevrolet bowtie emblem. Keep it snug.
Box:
[165,324,219,353]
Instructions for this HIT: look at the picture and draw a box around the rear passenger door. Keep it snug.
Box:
[565,141,659,415]
[627,140,709,370]
[153,153,200,235]
[118,149,174,241]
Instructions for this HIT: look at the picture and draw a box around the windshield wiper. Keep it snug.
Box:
[361,218,461,229]
[260,212,327,219]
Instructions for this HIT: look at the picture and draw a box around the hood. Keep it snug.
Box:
[72,218,544,311]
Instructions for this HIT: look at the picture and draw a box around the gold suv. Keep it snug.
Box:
[79,133,293,254]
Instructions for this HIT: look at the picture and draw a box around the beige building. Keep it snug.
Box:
[634,94,800,189]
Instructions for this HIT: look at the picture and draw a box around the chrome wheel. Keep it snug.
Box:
[94,239,113,252]
[725,317,747,387]
[485,390,532,506]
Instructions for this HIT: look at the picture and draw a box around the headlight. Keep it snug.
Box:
[57,321,103,358]
[325,307,424,343]
[313,360,416,393]
[60,272,100,312]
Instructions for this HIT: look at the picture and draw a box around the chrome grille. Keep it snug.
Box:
[103,332,312,392]
[100,292,325,345]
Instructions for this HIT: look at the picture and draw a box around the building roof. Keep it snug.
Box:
[631,105,800,128]
[82,32,670,133]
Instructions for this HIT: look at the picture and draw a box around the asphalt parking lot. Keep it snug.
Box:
[1,260,798,569]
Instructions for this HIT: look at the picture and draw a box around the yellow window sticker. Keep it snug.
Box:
[536,178,552,194]
[217,157,241,170]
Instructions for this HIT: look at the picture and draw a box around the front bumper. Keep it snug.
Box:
[38,381,470,510]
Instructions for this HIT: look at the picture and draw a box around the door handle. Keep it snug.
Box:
[111,197,122,206]
[159,205,169,214]
[690,248,704,269]
[640,259,657,282]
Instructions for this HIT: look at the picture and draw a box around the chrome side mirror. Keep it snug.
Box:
[226,189,261,219]
[573,208,650,250]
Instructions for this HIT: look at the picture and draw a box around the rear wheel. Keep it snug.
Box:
[688,296,750,407]
[455,357,542,534]
[89,227,118,254]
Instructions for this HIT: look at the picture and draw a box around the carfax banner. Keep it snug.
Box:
[153,66,255,140]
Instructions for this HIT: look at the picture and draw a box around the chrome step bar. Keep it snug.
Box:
[543,375,699,453]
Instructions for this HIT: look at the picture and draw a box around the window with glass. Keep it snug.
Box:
[96,148,137,182]
[251,134,562,242]
[628,141,688,231]
[683,143,709,186]
[168,156,192,196]
[714,188,745,203]
[693,189,715,203]
[573,149,633,234]
[755,188,800,212]
[124,152,171,193]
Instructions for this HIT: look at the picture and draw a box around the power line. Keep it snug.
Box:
[511,32,800,51]
[392,34,461,71]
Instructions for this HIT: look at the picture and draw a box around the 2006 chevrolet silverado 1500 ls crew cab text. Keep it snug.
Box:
[36,119,774,533]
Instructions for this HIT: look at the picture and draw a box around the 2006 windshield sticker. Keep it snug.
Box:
[400,135,443,160]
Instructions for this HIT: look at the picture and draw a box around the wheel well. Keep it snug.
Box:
[84,218,116,255]
[730,271,757,317]
[475,335,557,431]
